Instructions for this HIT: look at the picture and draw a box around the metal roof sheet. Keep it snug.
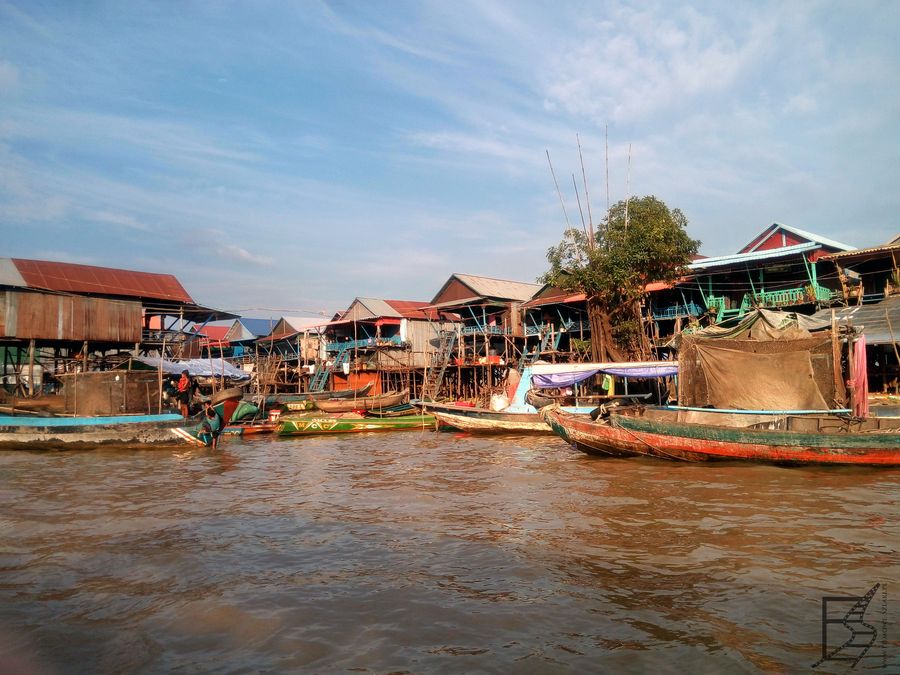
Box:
[688,243,819,271]
[281,316,326,332]
[821,242,900,262]
[812,296,900,345]
[8,258,194,303]
[452,273,541,301]
[522,292,586,309]
[238,317,278,337]
[0,258,26,287]
[383,299,435,319]
[194,325,231,340]
[353,298,402,319]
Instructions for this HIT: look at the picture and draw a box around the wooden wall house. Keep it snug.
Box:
[321,298,447,396]
[0,258,231,399]
[641,224,854,350]
[421,274,540,401]
[521,286,590,363]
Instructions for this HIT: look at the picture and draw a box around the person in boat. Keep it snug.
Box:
[176,369,195,417]
[200,400,224,449]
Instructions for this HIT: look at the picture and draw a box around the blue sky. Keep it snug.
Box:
[1,1,898,319]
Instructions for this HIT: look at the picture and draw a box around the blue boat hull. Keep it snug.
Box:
[0,414,206,450]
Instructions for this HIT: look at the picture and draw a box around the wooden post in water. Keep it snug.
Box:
[158,337,166,413]
[27,339,35,398]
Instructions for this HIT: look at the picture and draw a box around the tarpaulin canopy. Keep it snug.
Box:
[531,362,678,388]
[669,308,831,348]
[129,356,251,380]
[532,369,600,389]
[601,365,679,378]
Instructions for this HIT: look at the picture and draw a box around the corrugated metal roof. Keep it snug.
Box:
[689,243,818,271]
[0,258,26,287]
[341,298,435,321]
[812,296,900,345]
[426,295,505,310]
[821,242,900,262]
[194,325,231,341]
[7,258,194,303]
[282,316,326,332]
[354,298,401,319]
[452,274,541,301]
[238,317,278,337]
[522,292,586,309]
[383,299,434,319]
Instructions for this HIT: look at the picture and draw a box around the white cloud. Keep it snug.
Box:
[216,243,274,267]
[544,6,776,122]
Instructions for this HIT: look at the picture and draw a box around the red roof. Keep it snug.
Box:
[384,299,440,320]
[194,325,231,340]
[522,292,586,309]
[11,258,193,303]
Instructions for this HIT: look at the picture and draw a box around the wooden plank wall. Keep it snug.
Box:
[0,290,142,343]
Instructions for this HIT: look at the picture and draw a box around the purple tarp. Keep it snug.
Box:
[601,365,678,378]
[532,365,677,388]
[532,370,600,388]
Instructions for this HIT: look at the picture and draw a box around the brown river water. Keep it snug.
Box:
[0,430,897,673]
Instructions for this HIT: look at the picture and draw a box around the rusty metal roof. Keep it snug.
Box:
[820,241,900,263]
[6,258,194,303]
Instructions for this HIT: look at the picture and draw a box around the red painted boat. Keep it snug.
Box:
[542,406,900,466]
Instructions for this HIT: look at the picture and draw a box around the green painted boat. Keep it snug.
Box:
[278,412,435,436]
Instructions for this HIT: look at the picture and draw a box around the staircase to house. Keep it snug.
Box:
[309,342,352,392]
[421,331,457,400]
[518,330,553,374]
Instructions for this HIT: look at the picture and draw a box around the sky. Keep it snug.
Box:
[1,1,898,319]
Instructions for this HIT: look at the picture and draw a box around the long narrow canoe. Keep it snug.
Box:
[426,402,552,433]
[0,414,207,450]
[543,406,900,465]
[541,407,644,457]
[278,411,434,436]
[264,382,374,406]
[424,401,597,433]
[313,390,409,413]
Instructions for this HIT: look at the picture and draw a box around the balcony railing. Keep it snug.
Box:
[651,302,703,320]
[524,319,589,336]
[325,335,404,352]
[460,325,508,336]
[751,284,838,308]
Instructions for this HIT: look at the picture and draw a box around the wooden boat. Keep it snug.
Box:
[419,362,672,434]
[426,402,554,433]
[0,413,208,450]
[264,382,374,406]
[542,406,900,466]
[313,389,409,413]
[221,420,278,436]
[278,411,435,436]
[541,406,644,457]
[210,386,245,406]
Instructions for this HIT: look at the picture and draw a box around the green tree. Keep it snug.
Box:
[540,195,700,361]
